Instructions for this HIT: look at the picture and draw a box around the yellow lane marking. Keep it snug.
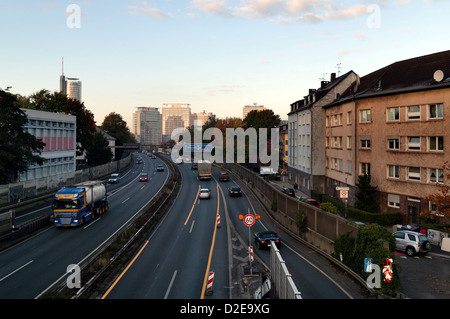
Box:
[184,185,201,226]
[200,182,220,299]
[101,240,149,299]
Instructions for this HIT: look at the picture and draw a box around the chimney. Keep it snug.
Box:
[330,73,336,81]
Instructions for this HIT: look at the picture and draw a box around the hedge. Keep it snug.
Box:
[312,190,403,226]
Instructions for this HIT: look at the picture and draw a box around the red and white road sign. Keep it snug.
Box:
[249,246,254,262]
[216,214,221,227]
[207,271,214,291]
[340,190,348,198]
[243,214,255,227]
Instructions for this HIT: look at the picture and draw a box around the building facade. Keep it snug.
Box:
[191,111,212,127]
[288,72,358,195]
[243,104,266,119]
[323,50,450,224]
[162,103,191,139]
[132,107,162,146]
[20,108,77,181]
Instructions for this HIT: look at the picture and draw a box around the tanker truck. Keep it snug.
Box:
[53,181,108,227]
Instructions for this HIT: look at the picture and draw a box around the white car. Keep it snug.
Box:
[108,173,120,183]
[199,188,211,199]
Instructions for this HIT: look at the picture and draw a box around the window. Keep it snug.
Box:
[388,165,400,179]
[347,111,352,124]
[326,116,329,127]
[408,167,421,181]
[360,163,371,175]
[429,103,443,119]
[408,137,421,151]
[360,109,371,122]
[407,105,421,120]
[429,136,444,151]
[387,137,400,150]
[387,107,400,121]
[429,168,444,184]
[347,160,352,174]
[347,136,352,149]
[388,194,400,208]
[360,136,371,149]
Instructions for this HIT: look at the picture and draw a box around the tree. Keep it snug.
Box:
[422,161,450,223]
[0,90,46,183]
[85,132,113,166]
[101,113,135,160]
[242,109,281,135]
[355,174,379,213]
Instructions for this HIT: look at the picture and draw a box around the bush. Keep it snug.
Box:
[320,202,338,214]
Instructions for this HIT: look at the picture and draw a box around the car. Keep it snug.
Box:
[393,230,431,256]
[254,231,281,249]
[151,155,156,159]
[139,173,148,182]
[191,163,198,170]
[199,188,210,199]
[300,198,320,208]
[281,187,295,197]
[156,165,164,172]
[108,173,120,183]
[136,158,143,164]
[228,186,242,197]
[219,171,230,182]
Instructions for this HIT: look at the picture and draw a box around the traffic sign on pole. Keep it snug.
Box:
[340,190,349,198]
[243,214,255,227]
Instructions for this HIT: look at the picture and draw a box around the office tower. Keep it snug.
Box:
[162,104,191,137]
[132,107,162,146]
[191,111,213,128]
[59,59,82,101]
[243,104,266,119]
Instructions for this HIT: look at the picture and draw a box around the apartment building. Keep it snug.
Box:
[287,71,358,195]
[243,104,266,119]
[132,107,162,146]
[162,103,191,140]
[323,50,450,224]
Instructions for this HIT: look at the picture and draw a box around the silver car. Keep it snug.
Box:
[393,230,431,256]
[199,188,211,199]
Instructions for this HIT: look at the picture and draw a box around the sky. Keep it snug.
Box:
[1,0,449,128]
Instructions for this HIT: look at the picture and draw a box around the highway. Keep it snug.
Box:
[0,153,169,298]
[101,158,363,299]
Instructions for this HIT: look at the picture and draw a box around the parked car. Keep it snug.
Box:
[191,163,198,170]
[228,186,242,197]
[254,231,281,249]
[108,173,120,184]
[156,165,164,171]
[393,230,431,256]
[219,171,230,182]
[282,187,295,197]
[139,173,148,182]
[199,188,211,199]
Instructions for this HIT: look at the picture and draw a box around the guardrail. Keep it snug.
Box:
[270,241,302,299]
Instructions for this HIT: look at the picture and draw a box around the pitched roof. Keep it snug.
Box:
[325,50,450,108]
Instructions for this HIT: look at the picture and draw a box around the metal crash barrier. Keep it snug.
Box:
[270,241,302,299]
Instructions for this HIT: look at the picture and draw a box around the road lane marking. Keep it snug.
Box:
[122,197,130,204]
[164,270,178,299]
[0,260,34,282]
[184,185,201,226]
[101,240,150,299]
[200,183,219,299]
[189,220,196,234]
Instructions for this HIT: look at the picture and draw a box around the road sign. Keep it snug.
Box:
[243,214,255,227]
[336,187,349,191]
[184,143,212,152]
[249,246,254,262]
[340,190,349,198]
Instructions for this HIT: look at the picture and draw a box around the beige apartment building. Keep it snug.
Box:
[324,50,450,224]
[243,104,266,119]
[162,103,191,139]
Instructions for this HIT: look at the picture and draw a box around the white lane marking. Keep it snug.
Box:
[164,270,178,299]
[189,220,195,234]
[122,197,130,204]
[0,260,34,282]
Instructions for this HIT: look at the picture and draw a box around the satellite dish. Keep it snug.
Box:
[433,70,444,82]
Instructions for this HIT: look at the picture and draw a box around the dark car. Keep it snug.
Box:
[282,187,295,197]
[254,231,281,249]
[191,163,198,170]
[228,186,242,197]
[136,158,143,164]
[156,165,164,171]
[139,173,148,182]
[219,171,230,182]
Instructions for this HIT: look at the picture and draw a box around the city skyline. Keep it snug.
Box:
[1,0,449,128]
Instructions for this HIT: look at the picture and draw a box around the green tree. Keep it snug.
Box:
[85,131,113,166]
[101,113,135,160]
[355,174,379,213]
[0,90,46,183]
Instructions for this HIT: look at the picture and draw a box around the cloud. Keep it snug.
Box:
[190,0,233,17]
[128,1,167,18]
